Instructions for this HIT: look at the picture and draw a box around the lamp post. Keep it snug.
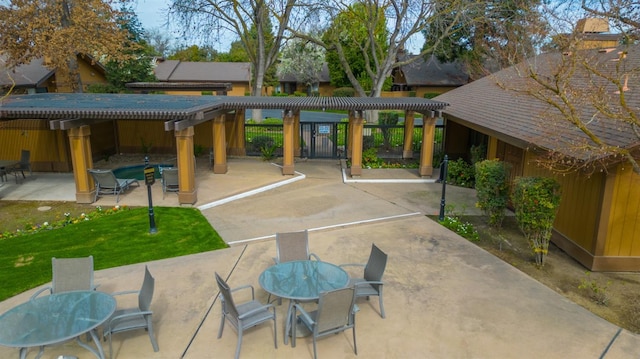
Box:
[438,155,449,221]
[143,159,157,234]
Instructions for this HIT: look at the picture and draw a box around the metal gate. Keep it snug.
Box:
[300,122,347,159]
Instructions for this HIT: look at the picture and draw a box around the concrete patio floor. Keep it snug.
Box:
[0,157,639,358]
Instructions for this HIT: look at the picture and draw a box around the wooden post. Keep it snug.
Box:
[227,109,246,156]
[212,115,228,174]
[68,125,94,203]
[402,110,415,159]
[282,110,295,175]
[350,111,364,177]
[419,114,437,177]
[176,126,197,204]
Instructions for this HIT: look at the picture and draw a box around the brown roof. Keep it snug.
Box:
[279,63,331,83]
[396,54,469,87]
[0,56,54,89]
[154,60,251,82]
[435,44,640,162]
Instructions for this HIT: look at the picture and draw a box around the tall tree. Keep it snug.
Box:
[423,0,549,79]
[145,28,174,57]
[169,0,300,120]
[0,0,137,92]
[290,0,476,98]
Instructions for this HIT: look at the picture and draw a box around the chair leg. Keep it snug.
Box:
[217,314,225,339]
[378,289,385,318]
[147,317,159,352]
[352,325,357,355]
[312,336,318,359]
[235,328,243,359]
[272,309,278,349]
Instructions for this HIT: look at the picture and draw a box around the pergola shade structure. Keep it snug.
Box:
[0,93,448,204]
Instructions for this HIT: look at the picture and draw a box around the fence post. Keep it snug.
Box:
[438,155,449,221]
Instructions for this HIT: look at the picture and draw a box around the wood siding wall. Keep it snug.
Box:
[604,164,640,256]
[0,119,71,171]
[523,152,603,253]
[116,120,176,154]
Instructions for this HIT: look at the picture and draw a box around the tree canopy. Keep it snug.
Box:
[0,0,137,92]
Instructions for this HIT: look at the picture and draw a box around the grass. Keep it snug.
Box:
[0,206,227,301]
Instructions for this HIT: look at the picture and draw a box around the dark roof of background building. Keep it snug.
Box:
[396,54,469,87]
[435,44,639,162]
[278,63,331,83]
[0,57,54,89]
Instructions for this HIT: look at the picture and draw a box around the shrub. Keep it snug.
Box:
[293,91,307,97]
[446,158,475,188]
[512,176,562,267]
[362,147,382,168]
[333,87,356,97]
[250,135,275,153]
[423,92,440,99]
[379,112,399,150]
[475,159,511,228]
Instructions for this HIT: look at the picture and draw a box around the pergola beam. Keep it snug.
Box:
[173,108,229,131]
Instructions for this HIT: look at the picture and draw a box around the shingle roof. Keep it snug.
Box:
[397,54,469,87]
[435,44,640,162]
[0,56,54,89]
[154,60,251,82]
[0,94,448,121]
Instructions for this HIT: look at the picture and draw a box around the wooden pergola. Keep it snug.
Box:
[0,94,448,205]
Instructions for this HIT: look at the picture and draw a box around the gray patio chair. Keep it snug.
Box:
[339,243,388,318]
[88,169,139,203]
[9,149,31,183]
[271,230,321,304]
[215,272,277,359]
[292,286,358,359]
[161,167,179,199]
[30,255,96,299]
[103,266,159,359]
[275,229,321,264]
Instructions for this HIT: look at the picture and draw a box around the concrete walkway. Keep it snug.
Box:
[0,158,638,359]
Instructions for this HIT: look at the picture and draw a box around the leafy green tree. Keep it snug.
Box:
[89,4,156,93]
[0,0,137,92]
[168,45,219,61]
[216,41,250,62]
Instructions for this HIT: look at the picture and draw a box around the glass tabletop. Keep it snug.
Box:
[259,260,349,301]
[0,291,116,348]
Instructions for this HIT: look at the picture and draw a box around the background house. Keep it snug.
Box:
[126,59,250,96]
[390,52,469,98]
[0,54,107,95]
[435,34,639,271]
[276,63,332,96]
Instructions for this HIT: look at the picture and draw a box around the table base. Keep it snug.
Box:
[19,329,106,359]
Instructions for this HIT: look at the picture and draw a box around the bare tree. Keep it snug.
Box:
[289,0,476,98]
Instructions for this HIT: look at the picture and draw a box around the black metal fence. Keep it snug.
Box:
[245,123,444,160]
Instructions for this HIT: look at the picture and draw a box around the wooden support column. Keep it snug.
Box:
[282,110,295,175]
[347,118,354,159]
[176,126,197,204]
[68,125,94,203]
[402,111,415,159]
[212,115,228,174]
[419,115,437,177]
[227,109,246,156]
[350,110,364,177]
[487,137,498,160]
[293,110,301,157]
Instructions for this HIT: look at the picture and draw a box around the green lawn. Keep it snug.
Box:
[0,206,227,301]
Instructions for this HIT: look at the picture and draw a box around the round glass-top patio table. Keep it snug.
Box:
[259,260,349,344]
[0,290,116,359]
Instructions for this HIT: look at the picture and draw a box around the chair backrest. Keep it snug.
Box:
[19,150,30,165]
[215,273,239,320]
[52,256,94,293]
[364,244,387,285]
[275,230,310,263]
[315,286,356,334]
[139,266,155,311]
[162,168,179,186]
[88,169,118,187]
